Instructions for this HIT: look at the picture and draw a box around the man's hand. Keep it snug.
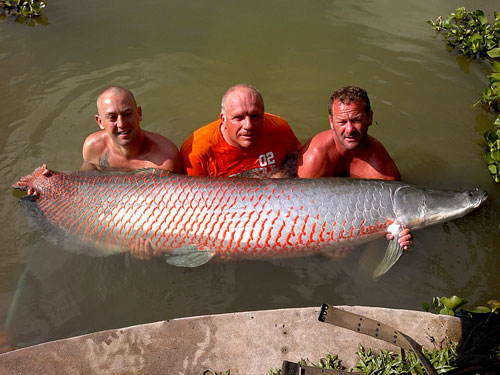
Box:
[27,168,52,196]
[129,238,162,260]
[386,227,412,250]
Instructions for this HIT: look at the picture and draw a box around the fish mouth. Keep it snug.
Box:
[471,188,488,208]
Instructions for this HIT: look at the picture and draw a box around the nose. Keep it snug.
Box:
[242,116,253,130]
[345,120,355,133]
[116,114,125,128]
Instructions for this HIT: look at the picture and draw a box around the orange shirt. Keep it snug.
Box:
[181,113,301,176]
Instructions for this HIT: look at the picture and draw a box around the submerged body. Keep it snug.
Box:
[13,165,487,274]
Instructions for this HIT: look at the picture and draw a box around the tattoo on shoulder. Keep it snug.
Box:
[99,152,110,169]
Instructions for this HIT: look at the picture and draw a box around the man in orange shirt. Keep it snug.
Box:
[181,84,301,177]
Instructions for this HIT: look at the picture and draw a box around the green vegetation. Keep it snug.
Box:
[354,344,457,375]
[428,8,500,182]
[0,0,47,25]
[267,342,458,375]
[422,295,499,316]
[0,0,45,17]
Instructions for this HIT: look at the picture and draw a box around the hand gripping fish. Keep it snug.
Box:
[13,165,487,276]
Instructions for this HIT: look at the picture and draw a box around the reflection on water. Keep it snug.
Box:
[1,0,499,348]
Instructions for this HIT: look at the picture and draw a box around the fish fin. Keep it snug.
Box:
[166,246,215,267]
[321,246,354,260]
[373,237,403,279]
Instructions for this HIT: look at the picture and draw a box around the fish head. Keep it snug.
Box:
[421,187,488,225]
[12,164,54,196]
[393,185,488,229]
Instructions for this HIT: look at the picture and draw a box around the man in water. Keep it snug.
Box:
[82,86,182,173]
[180,84,301,177]
[297,86,400,180]
[297,86,411,248]
[48,86,180,259]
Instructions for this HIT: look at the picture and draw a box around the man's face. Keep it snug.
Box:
[220,88,264,148]
[329,99,372,150]
[95,90,142,146]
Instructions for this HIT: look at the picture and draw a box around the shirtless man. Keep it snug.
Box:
[82,86,181,259]
[82,86,182,173]
[297,86,411,248]
[297,86,400,180]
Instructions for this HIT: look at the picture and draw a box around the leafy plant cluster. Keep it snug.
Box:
[268,343,457,375]
[422,295,499,316]
[428,8,500,182]
[0,0,45,17]
[354,344,457,375]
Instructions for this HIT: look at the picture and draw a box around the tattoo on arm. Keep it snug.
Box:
[99,152,110,170]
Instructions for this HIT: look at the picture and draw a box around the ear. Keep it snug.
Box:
[137,106,143,121]
[220,112,226,125]
[329,114,334,129]
[95,114,104,130]
[368,110,373,127]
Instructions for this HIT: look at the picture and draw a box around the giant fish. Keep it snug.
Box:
[13,165,487,277]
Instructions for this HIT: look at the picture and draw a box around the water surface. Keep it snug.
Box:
[1,0,499,347]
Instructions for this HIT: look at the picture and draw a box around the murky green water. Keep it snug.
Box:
[1,0,499,348]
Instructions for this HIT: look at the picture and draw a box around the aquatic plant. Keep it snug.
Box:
[428,8,500,182]
[0,0,46,17]
[422,295,499,316]
[0,0,48,26]
[353,343,458,375]
[268,342,458,375]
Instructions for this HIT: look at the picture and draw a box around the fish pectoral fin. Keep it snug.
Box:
[166,246,215,268]
[373,237,404,279]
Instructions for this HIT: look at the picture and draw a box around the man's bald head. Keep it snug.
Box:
[97,86,137,112]
[221,84,264,115]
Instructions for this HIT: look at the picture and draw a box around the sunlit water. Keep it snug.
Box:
[1,0,499,347]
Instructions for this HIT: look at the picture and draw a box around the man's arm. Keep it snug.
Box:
[81,132,105,171]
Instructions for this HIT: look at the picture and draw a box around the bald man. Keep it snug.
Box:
[82,86,181,172]
[180,84,301,177]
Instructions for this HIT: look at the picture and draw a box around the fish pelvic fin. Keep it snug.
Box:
[373,235,404,279]
[166,245,215,268]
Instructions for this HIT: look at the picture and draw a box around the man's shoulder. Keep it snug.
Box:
[144,131,178,150]
[82,131,109,155]
[362,135,392,157]
[181,119,222,155]
[263,113,290,127]
[352,135,401,180]
[307,129,334,150]
[262,113,299,142]
[300,130,337,165]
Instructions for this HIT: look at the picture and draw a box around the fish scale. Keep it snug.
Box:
[13,165,487,272]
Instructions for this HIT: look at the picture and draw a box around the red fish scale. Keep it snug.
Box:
[22,169,398,256]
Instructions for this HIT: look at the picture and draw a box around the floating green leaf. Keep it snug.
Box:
[441,296,468,311]
[488,48,500,58]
